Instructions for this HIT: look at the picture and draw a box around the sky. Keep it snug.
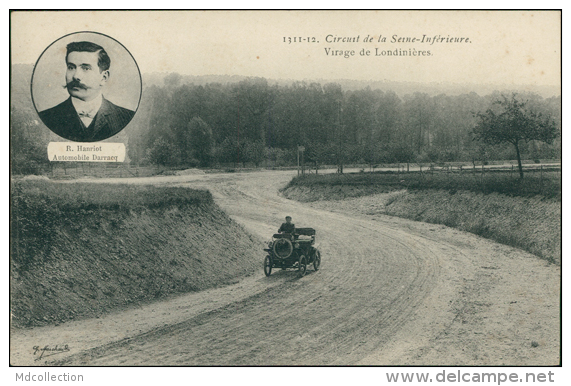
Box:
[11,10,561,88]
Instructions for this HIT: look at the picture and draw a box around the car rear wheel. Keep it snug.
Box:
[264,256,272,277]
[313,250,321,271]
[298,255,307,277]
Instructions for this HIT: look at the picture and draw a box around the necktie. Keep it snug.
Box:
[78,111,95,118]
[77,110,96,129]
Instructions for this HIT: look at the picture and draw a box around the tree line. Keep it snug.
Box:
[127,75,560,170]
[11,72,561,174]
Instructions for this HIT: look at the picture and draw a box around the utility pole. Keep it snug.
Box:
[301,147,305,175]
[298,145,305,175]
[297,144,300,176]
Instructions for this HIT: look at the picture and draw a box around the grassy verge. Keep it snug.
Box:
[282,171,561,264]
[283,169,561,201]
[387,190,560,264]
[10,180,262,327]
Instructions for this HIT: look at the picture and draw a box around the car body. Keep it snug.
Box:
[263,227,321,277]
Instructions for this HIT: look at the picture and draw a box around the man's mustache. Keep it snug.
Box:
[63,80,88,90]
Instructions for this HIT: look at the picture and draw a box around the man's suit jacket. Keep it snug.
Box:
[278,222,295,234]
[39,96,135,142]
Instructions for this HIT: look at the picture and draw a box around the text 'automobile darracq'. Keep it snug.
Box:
[263,228,321,277]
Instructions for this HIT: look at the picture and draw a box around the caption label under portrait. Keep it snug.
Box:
[48,142,126,162]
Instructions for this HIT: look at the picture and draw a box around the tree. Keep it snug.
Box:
[232,78,271,141]
[215,137,241,167]
[164,72,182,89]
[473,94,557,178]
[387,143,415,164]
[241,139,266,167]
[188,117,214,167]
[147,137,183,167]
[361,141,387,171]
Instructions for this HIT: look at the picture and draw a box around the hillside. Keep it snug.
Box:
[10,180,262,328]
[13,63,560,100]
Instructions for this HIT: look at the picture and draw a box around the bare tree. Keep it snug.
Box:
[473,94,557,178]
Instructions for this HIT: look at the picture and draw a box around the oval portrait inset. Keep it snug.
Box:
[31,32,141,142]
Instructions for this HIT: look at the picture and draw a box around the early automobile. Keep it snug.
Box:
[263,227,321,277]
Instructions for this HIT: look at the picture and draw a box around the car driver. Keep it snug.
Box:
[278,216,295,235]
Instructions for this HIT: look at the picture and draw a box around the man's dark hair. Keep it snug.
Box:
[66,41,111,72]
[285,216,292,220]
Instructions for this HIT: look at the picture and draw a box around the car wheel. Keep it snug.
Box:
[298,255,307,277]
[313,250,321,271]
[264,256,272,277]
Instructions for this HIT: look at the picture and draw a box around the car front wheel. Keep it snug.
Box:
[298,255,307,277]
[264,256,272,277]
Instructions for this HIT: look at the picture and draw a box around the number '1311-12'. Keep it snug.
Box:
[283,37,318,43]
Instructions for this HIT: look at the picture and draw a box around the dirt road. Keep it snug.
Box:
[10,170,560,365]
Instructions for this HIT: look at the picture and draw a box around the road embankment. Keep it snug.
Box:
[10,180,262,328]
[282,184,560,264]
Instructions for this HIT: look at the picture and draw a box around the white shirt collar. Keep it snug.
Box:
[71,94,103,116]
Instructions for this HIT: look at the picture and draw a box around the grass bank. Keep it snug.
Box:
[11,180,262,328]
[283,169,561,201]
[282,172,560,264]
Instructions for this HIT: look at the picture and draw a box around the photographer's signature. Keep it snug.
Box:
[33,345,70,361]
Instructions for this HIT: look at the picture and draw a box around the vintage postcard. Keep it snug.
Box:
[9,9,562,381]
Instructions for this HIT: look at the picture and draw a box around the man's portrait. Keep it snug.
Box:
[31,32,141,142]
